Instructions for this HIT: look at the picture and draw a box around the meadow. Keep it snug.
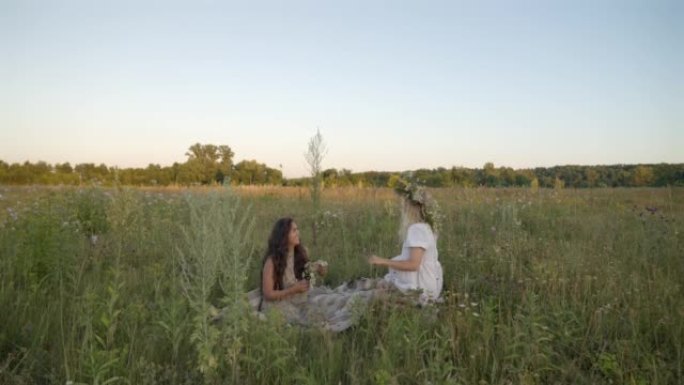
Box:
[0,185,682,385]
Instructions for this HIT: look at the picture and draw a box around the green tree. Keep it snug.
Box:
[233,160,265,184]
[632,165,654,187]
[185,143,219,184]
[515,170,533,187]
[264,167,283,185]
[387,174,401,188]
[338,168,355,187]
[554,177,565,190]
[232,160,281,185]
[0,160,7,183]
[217,145,235,184]
[183,143,235,184]
[55,162,73,174]
[482,162,500,186]
[530,177,540,191]
[322,168,339,187]
[584,168,599,187]
[74,163,110,184]
[499,167,516,187]
[29,161,52,184]
[143,163,174,185]
[449,166,472,187]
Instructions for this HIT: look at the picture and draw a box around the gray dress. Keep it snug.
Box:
[248,255,382,332]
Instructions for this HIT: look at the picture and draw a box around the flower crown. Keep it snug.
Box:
[393,176,442,232]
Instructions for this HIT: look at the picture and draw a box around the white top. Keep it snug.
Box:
[384,223,443,302]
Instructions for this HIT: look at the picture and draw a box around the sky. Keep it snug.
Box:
[1,0,682,178]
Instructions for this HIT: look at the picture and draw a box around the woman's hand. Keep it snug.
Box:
[291,279,310,294]
[370,248,424,272]
[368,255,386,266]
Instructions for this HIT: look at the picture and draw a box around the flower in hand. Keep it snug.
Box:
[304,260,328,286]
[292,279,309,294]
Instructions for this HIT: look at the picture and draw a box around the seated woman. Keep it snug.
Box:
[254,217,375,332]
[368,179,443,303]
[257,217,315,316]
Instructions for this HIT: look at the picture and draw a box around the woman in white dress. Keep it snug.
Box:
[368,179,443,303]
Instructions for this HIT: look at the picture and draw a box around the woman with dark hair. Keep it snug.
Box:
[261,218,312,303]
[254,216,379,332]
[257,217,328,324]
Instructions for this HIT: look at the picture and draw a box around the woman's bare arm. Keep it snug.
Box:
[368,247,425,272]
[262,257,308,301]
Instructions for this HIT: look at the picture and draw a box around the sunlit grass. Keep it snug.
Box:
[0,185,682,384]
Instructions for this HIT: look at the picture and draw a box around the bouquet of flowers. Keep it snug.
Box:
[303,260,328,286]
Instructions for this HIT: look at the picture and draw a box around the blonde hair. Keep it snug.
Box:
[393,177,441,233]
[398,197,424,242]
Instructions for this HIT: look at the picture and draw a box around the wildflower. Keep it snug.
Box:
[303,260,328,286]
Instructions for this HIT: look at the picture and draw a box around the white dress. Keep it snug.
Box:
[384,223,443,302]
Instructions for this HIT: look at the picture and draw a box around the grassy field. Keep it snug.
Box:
[0,185,682,384]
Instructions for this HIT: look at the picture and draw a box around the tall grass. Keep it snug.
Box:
[0,185,682,384]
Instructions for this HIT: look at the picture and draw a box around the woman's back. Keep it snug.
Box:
[386,223,443,301]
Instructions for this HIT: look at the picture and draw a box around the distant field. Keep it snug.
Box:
[0,185,682,384]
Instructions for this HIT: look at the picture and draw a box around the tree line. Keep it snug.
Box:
[0,143,283,186]
[1,145,682,188]
[287,162,684,188]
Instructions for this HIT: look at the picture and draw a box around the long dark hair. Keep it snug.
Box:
[262,217,308,291]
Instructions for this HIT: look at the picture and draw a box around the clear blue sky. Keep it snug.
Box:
[1,0,681,178]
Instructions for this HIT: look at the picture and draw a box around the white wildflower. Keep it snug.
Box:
[304,260,328,286]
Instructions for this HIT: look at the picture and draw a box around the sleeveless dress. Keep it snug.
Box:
[248,254,379,332]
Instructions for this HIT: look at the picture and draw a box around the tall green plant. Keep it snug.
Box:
[176,191,255,384]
